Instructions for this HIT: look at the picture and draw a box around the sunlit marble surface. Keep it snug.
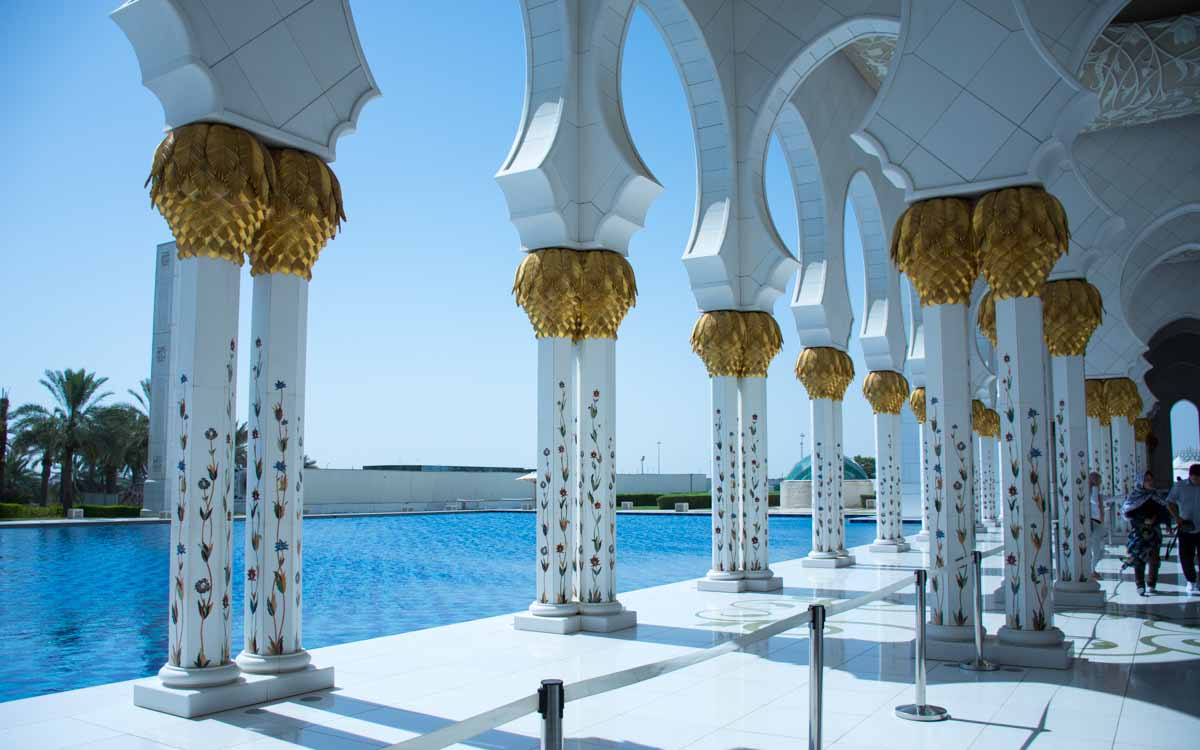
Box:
[2,530,1196,749]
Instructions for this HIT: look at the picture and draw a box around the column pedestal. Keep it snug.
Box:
[923,303,976,645]
[517,337,579,629]
[575,338,636,628]
[994,296,1066,655]
[740,377,781,590]
[1051,355,1104,608]
[870,411,909,553]
[237,273,315,676]
[804,398,854,568]
[915,422,932,542]
[700,376,744,591]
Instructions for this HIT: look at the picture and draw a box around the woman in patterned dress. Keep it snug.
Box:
[1123,471,1168,596]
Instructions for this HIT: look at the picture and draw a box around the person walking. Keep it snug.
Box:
[1167,463,1200,595]
[1123,471,1167,596]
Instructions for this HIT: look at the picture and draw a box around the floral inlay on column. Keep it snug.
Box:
[745,413,763,569]
[170,373,190,668]
[929,397,945,624]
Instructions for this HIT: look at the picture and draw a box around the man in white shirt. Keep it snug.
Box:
[1167,463,1200,595]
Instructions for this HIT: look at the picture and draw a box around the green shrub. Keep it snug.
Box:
[80,505,141,518]
[0,503,61,520]
[655,491,781,511]
[0,503,142,520]
[616,493,660,507]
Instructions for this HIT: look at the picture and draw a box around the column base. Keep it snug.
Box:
[156,662,240,689]
[1053,581,1107,608]
[513,609,637,634]
[236,649,312,675]
[869,540,911,553]
[928,633,1073,670]
[997,624,1066,648]
[528,601,580,617]
[802,554,854,569]
[696,575,783,592]
[744,576,783,592]
[135,665,334,718]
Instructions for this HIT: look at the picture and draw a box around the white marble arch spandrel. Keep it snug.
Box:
[781,50,906,358]
[111,0,380,162]
[497,0,663,256]
[637,1,902,312]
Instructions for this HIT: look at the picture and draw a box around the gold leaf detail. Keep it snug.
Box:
[1041,279,1103,357]
[690,311,782,378]
[1103,378,1142,422]
[250,148,344,280]
[1085,379,1110,426]
[513,248,636,340]
[909,387,927,424]
[794,347,855,400]
[977,290,996,346]
[862,370,909,415]
[890,197,978,306]
[1134,417,1152,442]
[974,186,1069,299]
[146,123,275,265]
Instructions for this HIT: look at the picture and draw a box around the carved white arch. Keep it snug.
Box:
[496,0,662,255]
[1119,205,1200,323]
[848,170,906,372]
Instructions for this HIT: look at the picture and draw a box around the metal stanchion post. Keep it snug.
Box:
[537,679,564,750]
[808,604,825,750]
[960,551,998,671]
[896,569,949,721]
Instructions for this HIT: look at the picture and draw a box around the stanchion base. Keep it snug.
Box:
[894,704,949,722]
[959,659,999,672]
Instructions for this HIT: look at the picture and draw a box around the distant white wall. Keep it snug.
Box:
[290,469,712,515]
[304,468,532,511]
[616,473,709,495]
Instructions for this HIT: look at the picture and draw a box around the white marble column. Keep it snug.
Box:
[1135,419,1150,474]
[160,255,241,688]
[576,338,622,614]
[978,435,998,526]
[805,398,849,567]
[1098,421,1115,495]
[1112,417,1137,497]
[969,425,985,533]
[870,410,908,551]
[995,297,1063,647]
[1051,354,1104,605]
[832,401,849,559]
[912,388,932,543]
[238,273,311,674]
[924,303,976,642]
[704,376,741,585]
[739,377,780,589]
[531,337,578,617]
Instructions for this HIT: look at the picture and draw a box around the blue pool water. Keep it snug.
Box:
[0,513,908,702]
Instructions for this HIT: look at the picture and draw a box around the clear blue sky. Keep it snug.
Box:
[2,3,1194,473]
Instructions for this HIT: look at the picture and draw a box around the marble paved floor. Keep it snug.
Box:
[2,530,1197,750]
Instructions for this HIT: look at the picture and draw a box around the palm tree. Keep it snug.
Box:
[87,405,144,494]
[11,404,61,505]
[128,378,151,415]
[0,388,9,495]
[39,369,110,512]
[236,422,248,470]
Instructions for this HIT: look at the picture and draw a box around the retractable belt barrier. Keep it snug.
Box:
[390,544,1004,750]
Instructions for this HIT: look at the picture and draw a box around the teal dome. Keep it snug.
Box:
[785,456,869,481]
